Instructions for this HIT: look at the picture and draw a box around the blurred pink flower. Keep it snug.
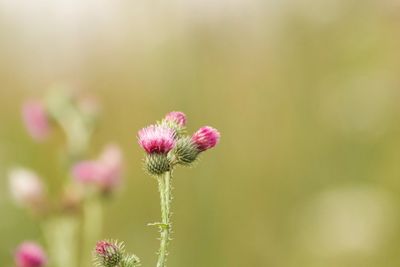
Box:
[165,111,187,127]
[72,161,100,183]
[192,126,220,151]
[138,125,176,154]
[15,242,47,267]
[22,100,50,141]
[9,168,45,207]
[72,144,123,191]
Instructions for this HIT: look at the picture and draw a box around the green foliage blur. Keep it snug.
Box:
[1,0,400,266]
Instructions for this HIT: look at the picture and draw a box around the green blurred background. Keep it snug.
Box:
[2,0,400,266]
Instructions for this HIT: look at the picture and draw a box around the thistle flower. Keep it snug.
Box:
[138,125,176,154]
[22,100,51,141]
[9,168,45,208]
[15,242,47,267]
[191,126,220,151]
[94,240,123,267]
[164,111,187,127]
[72,144,123,192]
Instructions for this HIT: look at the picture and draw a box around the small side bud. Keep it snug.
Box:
[192,126,220,152]
[120,254,141,267]
[161,111,187,137]
[145,154,171,176]
[94,240,123,267]
[164,111,186,127]
[169,137,200,166]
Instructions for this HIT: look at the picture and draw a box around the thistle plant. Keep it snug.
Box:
[140,111,220,267]
[9,86,123,267]
[93,111,220,267]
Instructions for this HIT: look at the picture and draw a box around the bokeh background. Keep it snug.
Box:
[2,0,400,266]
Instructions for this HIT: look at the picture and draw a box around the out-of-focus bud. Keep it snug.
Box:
[15,242,47,267]
[9,168,45,209]
[191,126,220,152]
[99,145,122,173]
[94,240,123,267]
[97,144,123,189]
[169,137,199,166]
[22,100,51,142]
[72,144,123,193]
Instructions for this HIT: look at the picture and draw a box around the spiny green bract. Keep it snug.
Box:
[145,154,171,176]
[169,136,200,166]
[120,254,141,267]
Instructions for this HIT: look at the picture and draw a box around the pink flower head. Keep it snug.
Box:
[72,145,123,191]
[138,125,176,154]
[192,126,220,151]
[15,242,47,267]
[164,111,187,127]
[22,100,51,141]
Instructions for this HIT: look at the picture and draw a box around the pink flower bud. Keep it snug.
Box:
[191,126,220,151]
[95,240,117,256]
[164,111,187,127]
[94,240,124,267]
[9,168,45,207]
[138,125,176,154]
[15,242,47,267]
[22,100,50,142]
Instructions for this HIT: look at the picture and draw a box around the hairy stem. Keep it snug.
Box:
[157,171,172,267]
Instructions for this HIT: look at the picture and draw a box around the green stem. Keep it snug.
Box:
[157,171,172,267]
[42,216,79,267]
[82,196,103,267]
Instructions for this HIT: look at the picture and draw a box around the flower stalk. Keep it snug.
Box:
[82,196,103,267]
[156,171,172,267]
